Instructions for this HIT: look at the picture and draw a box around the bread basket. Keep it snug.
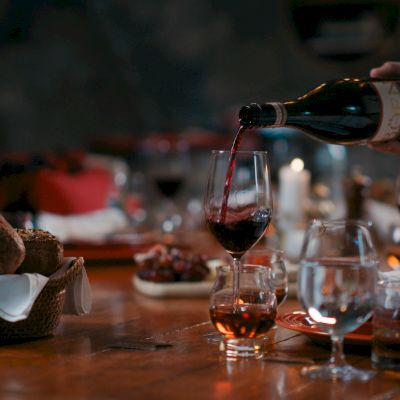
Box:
[0,257,84,341]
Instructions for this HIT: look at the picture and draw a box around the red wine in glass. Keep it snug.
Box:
[206,206,272,259]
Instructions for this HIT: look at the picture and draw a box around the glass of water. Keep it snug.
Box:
[298,219,378,381]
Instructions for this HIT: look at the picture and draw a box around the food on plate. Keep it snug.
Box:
[134,244,210,283]
[0,215,26,274]
[16,228,64,276]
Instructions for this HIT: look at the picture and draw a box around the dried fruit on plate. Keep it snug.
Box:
[134,244,210,283]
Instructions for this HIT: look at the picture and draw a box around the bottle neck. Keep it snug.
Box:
[239,102,287,128]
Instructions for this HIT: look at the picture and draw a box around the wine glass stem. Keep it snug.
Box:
[232,257,241,309]
[330,335,346,367]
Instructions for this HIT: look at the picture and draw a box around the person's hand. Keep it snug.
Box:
[370,61,400,79]
[368,61,400,154]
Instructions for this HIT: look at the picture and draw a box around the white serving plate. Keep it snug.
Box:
[132,259,223,298]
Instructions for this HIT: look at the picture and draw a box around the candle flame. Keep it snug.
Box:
[290,158,304,172]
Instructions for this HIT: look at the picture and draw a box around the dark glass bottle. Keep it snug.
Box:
[239,78,400,145]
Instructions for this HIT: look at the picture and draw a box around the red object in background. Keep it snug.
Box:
[32,168,113,215]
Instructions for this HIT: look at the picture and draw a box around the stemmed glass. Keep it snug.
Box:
[149,135,190,234]
[298,219,378,381]
[244,248,288,308]
[204,150,273,347]
[204,150,273,301]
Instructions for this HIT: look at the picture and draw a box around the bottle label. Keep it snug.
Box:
[371,81,400,142]
[269,103,287,127]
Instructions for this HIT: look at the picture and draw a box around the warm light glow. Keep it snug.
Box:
[290,158,304,172]
[215,322,230,335]
[387,255,400,269]
[308,307,336,325]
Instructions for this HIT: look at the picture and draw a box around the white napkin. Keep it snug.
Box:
[0,273,49,322]
[0,258,91,323]
[379,269,400,284]
[366,200,400,239]
[36,208,129,243]
[54,257,92,316]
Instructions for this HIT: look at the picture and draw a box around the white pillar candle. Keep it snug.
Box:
[278,158,311,223]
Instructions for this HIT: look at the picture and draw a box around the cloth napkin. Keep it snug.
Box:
[36,208,129,243]
[366,200,400,239]
[0,273,49,322]
[0,258,92,322]
[379,269,400,283]
[53,257,92,315]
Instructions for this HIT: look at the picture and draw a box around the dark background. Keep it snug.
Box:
[0,0,398,179]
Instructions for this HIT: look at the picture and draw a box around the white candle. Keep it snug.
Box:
[278,158,310,222]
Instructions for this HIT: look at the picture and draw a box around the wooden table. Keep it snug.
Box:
[0,263,399,400]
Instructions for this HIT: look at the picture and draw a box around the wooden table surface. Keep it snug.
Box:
[1,263,400,400]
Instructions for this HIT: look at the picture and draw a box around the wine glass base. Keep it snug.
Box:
[301,363,375,381]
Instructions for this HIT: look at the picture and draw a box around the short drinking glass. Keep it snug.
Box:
[209,264,277,359]
[372,276,400,371]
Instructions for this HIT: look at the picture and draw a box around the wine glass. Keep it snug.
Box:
[147,134,190,234]
[209,264,277,359]
[204,150,273,301]
[244,248,288,308]
[298,219,378,381]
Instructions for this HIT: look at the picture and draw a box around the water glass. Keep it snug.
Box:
[298,219,378,381]
[209,264,277,359]
[372,276,400,371]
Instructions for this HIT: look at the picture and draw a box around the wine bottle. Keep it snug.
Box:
[239,78,400,145]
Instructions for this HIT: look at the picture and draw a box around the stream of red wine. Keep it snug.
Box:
[220,125,247,310]
[220,125,246,222]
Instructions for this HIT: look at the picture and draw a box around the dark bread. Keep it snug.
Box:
[0,215,25,274]
[16,229,63,276]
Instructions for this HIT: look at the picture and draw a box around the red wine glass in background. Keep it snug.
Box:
[204,150,273,304]
[149,135,190,234]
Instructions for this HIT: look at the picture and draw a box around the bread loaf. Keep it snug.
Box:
[0,215,26,274]
[16,229,63,276]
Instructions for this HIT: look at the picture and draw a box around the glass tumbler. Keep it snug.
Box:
[209,264,277,359]
[372,276,400,371]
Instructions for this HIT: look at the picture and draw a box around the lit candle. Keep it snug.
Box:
[278,158,310,222]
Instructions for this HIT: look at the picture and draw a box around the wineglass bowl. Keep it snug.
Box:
[298,219,378,381]
[146,134,190,234]
[209,264,277,359]
[204,150,273,270]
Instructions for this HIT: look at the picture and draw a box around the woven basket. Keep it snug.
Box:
[0,257,84,341]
